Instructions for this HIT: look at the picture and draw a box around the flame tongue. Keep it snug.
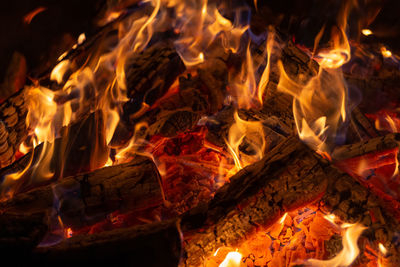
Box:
[304,223,367,267]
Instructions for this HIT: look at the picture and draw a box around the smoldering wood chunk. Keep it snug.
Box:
[0,155,163,230]
[32,220,181,267]
[0,88,27,168]
[180,136,328,267]
[148,109,201,138]
[123,42,186,121]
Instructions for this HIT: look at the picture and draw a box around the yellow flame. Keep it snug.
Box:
[219,251,242,267]
[362,29,373,36]
[226,111,265,171]
[379,243,388,256]
[305,223,367,267]
[279,212,288,224]
[50,60,70,84]
[257,31,275,105]
[277,52,348,154]
[77,33,86,45]
[381,47,392,58]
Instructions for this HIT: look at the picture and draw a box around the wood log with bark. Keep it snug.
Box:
[0,155,164,230]
[20,135,400,266]
[0,88,27,168]
[180,136,400,267]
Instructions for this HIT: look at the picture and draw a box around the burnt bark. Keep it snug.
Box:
[332,133,400,161]
[180,136,328,266]
[180,136,400,267]
[0,155,164,230]
[0,88,27,168]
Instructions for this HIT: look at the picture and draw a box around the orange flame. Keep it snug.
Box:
[304,223,366,266]
[23,7,47,24]
[226,111,265,171]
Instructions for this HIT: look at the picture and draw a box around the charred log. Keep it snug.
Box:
[0,88,27,168]
[332,133,400,161]
[0,155,164,230]
[179,136,400,266]
[123,42,186,122]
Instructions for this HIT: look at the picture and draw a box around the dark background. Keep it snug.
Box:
[0,0,399,83]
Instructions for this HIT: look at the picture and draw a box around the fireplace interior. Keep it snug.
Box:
[1,0,400,266]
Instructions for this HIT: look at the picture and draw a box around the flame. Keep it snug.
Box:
[279,212,288,224]
[219,251,242,267]
[378,243,388,256]
[277,60,348,154]
[381,47,392,58]
[226,111,265,171]
[23,6,47,24]
[257,31,275,105]
[304,223,366,267]
[362,29,373,36]
[50,60,71,84]
[77,33,86,45]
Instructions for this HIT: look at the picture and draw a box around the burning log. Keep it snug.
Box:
[180,136,328,266]
[0,155,164,230]
[332,133,400,161]
[0,88,27,168]
[32,220,182,267]
[179,136,400,266]
[123,42,186,122]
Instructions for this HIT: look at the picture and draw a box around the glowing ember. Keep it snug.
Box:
[207,207,371,267]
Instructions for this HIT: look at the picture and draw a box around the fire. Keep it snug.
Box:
[23,6,47,24]
[226,111,265,171]
[50,60,71,84]
[378,243,388,256]
[207,208,369,267]
[362,29,373,36]
[305,223,367,267]
[219,252,243,267]
[380,47,392,58]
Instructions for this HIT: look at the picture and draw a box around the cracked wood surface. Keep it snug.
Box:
[0,155,163,229]
[180,135,400,267]
[179,136,328,266]
[0,88,27,168]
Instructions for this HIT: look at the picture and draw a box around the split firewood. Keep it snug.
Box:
[348,106,380,140]
[0,88,27,168]
[179,136,400,266]
[123,42,186,122]
[0,155,164,230]
[332,133,400,161]
[180,136,328,266]
[32,219,181,267]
